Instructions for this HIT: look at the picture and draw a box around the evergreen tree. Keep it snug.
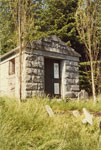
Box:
[28,0,84,54]
[0,0,36,54]
[0,0,84,57]
[0,0,17,54]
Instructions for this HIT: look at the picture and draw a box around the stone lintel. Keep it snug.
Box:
[25,50,79,62]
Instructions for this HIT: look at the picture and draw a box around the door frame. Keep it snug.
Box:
[44,57,62,97]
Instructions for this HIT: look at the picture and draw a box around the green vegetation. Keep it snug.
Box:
[0,96,101,150]
[0,0,83,55]
[79,61,101,94]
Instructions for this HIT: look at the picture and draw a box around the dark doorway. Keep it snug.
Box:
[44,58,61,97]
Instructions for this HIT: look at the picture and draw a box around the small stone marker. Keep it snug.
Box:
[72,110,80,118]
[82,108,93,125]
[45,105,54,117]
[65,92,76,98]
[78,90,88,100]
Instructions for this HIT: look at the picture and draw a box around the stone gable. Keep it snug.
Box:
[26,35,81,58]
[0,35,81,99]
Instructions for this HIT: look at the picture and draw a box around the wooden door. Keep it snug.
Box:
[44,58,61,97]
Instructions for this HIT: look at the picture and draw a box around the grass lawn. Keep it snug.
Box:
[0,96,101,150]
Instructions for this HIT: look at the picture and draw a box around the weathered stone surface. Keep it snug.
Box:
[26,55,37,61]
[26,75,32,83]
[37,83,44,90]
[66,79,79,85]
[82,108,93,125]
[78,90,88,100]
[26,68,38,75]
[25,54,44,97]
[26,83,38,90]
[65,92,76,98]
[32,61,44,69]
[45,105,54,117]
[65,72,79,79]
[0,35,80,99]
[26,61,32,68]
[26,68,32,74]
[28,35,80,57]
[32,76,44,83]
[37,69,44,76]
[72,110,80,118]
[66,66,79,72]
[66,61,78,66]
[25,53,80,98]
[32,90,44,96]
[70,85,80,91]
[26,91,32,97]
[37,56,44,62]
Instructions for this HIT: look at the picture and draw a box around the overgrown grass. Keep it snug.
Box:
[0,96,101,150]
[48,95,101,112]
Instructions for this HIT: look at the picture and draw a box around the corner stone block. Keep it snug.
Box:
[37,69,44,76]
[26,68,38,75]
[65,72,79,79]
[32,76,44,83]
[26,55,37,61]
[66,66,79,72]
[26,68,33,75]
[26,83,38,90]
[26,75,32,83]
[37,83,44,90]
[66,61,78,67]
[37,56,44,62]
[26,91,32,98]
[26,61,32,68]
[70,85,79,91]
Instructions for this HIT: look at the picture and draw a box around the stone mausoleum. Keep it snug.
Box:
[0,35,81,99]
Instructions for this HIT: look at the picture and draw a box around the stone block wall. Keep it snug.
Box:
[63,60,79,97]
[25,53,44,97]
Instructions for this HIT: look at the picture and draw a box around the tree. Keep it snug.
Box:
[30,0,84,54]
[75,0,101,102]
[0,0,35,54]
[0,0,17,54]
[0,0,84,57]
[0,0,36,100]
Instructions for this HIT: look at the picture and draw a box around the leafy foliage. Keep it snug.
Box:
[0,0,84,56]
[79,61,101,94]
[0,0,17,54]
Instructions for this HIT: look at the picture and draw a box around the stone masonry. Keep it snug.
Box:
[25,54,44,97]
[0,35,81,99]
[63,60,79,97]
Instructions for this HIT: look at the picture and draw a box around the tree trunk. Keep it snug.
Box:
[90,54,96,102]
[19,0,22,102]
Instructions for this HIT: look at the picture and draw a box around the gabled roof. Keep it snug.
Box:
[27,35,81,57]
[0,35,81,62]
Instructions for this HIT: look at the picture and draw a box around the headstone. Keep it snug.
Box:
[65,92,76,98]
[78,90,88,100]
[72,110,80,118]
[82,108,93,125]
[45,105,54,117]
